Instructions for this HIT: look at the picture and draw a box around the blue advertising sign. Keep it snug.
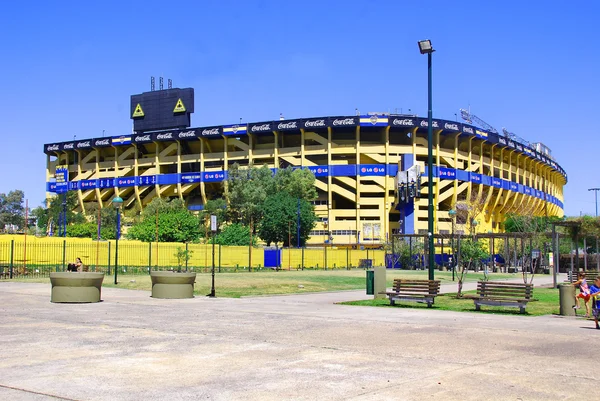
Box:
[203,171,227,182]
[358,164,386,176]
[307,166,329,177]
[491,177,502,188]
[55,182,68,194]
[115,177,137,187]
[138,175,157,186]
[439,167,456,180]
[330,165,356,177]
[181,173,202,183]
[470,172,482,184]
[80,179,97,190]
[98,178,114,189]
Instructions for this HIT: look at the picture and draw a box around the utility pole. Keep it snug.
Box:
[588,188,600,217]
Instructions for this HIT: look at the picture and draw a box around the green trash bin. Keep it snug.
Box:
[366,270,374,295]
[559,283,576,316]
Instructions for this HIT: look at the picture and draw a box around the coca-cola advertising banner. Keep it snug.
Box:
[302,118,329,130]
[248,122,273,134]
[199,126,223,138]
[276,120,302,131]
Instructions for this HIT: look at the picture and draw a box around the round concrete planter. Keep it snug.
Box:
[150,271,197,299]
[50,272,105,303]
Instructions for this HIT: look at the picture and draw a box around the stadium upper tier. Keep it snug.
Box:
[44,114,566,243]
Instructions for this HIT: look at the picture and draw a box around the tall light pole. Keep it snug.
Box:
[418,39,436,281]
[588,188,600,217]
[112,196,123,285]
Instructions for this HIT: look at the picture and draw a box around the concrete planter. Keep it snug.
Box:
[150,271,197,299]
[50,272,105,303]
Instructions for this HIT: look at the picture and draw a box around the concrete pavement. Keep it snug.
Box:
[0,274,595,401]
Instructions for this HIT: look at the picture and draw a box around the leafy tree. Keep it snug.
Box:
[455,238,489,296]
[126,198,202,242]
[385,237,425,269]
[273,167,318,201]
[0,190,25,230]
[29,192,85,235]
[201,198,228,228]
[226,164,274,227]
[214,223,256,246]
[258,192,316,246]
[174,247,193,272]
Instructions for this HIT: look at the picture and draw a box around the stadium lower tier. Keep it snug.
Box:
[44,115,566,244]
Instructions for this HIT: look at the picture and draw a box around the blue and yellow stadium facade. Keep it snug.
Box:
[44,114,566,245]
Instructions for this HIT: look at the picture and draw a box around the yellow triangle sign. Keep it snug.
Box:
[173,98,186,113]
[132,103,144,118]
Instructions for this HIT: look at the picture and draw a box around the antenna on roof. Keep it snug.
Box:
[168,79,172,89]
[151,76,155,91]
[280,113,284,120]
[159,77,164,90]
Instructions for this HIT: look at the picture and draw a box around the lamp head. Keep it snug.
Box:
[418,39,434,54]
[112,196,124,209]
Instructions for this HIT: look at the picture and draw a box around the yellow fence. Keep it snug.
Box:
[0,235,386,271]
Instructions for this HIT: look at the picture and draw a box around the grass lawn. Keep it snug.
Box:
[341,287,562,316]
[12,269,520,298]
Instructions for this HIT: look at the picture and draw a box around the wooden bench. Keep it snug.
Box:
[567,271,599,283]
[467,281,534,313]
[381,279,441,308]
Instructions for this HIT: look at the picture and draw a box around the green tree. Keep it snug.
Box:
[215,223,256,246]
[31,192,85,235]
[273,167,318,201]
[126,198,202,242]
[456,238,489,296]
[226,164,274,226]
[201,198,228,228]
[258,192,316,246]
[0,190,25,231]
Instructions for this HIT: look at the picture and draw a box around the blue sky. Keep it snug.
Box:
[0,1,598,216]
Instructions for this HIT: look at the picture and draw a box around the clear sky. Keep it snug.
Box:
[0,1,598,216]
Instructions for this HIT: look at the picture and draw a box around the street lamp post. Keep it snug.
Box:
[112,196,123,285]
[418,39,436,281]
[449,209,456,281]
[589,188,600,217]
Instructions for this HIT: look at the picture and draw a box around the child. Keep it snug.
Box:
[589,276,600,330]
[573,272,591,317]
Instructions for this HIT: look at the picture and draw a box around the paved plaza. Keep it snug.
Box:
[0,275,595,400]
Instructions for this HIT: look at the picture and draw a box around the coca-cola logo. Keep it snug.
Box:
[304,119,326,128]
[135,134,151,142]
[46,144,59,151]
[156,133,173,140]
[77,141,91,148]
[202,128,220,136]
[332,118,355,126]
[420,120,439,128]
[507,140,515,147]
[392,118,414,126]
[278,121,297,130]
[498,137,506,145]
[251,124,271,132]
[463,126,474,134]
[444,123,459,130]
[95,139,110,146]
[178,131,196,138]
[63,143,74,149]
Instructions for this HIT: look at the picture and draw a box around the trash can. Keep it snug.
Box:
[559,283,576,316]
[366,270,374,295]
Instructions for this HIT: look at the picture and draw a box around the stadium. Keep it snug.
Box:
[43,90,567,245]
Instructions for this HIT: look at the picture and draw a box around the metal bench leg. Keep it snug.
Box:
[475,303,481,311]
[519,305,525,314]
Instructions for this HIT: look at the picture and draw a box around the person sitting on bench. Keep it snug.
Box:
[67,257,83,272]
